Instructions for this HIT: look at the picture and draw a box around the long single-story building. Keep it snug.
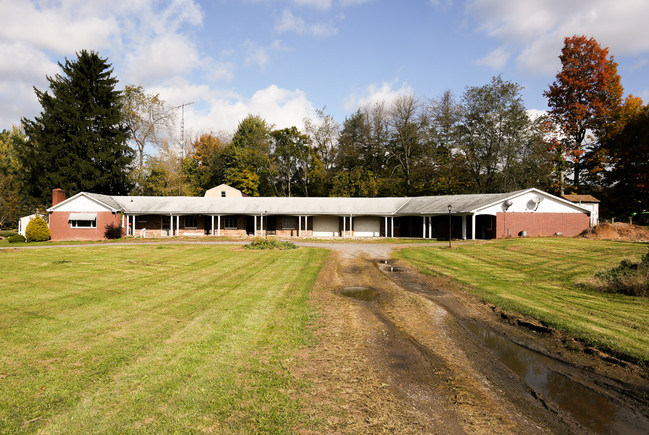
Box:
[46,187,591,241]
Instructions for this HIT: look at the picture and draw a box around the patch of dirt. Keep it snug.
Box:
[293,243,649,434]
[295,252,563,433]
[578,222,649,241]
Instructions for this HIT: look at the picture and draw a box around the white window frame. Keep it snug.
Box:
[70,219,96,228]
[224,216,238,229]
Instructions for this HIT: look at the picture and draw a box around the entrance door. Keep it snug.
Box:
[246,216,255,235]
[266,216,276,236]
[161,216,171,236]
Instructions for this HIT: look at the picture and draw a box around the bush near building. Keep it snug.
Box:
[8,234,25,243]
[25,216,50,242]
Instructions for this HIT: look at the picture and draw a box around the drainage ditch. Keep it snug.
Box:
[463,321,649,433]
[381,260,649,433]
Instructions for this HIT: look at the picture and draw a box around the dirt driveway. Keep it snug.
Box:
[293,241,649,434]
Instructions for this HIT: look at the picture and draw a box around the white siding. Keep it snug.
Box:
[53,196,114,212]
[312,216,339,237]
[478,191,587,215]
[353,216,381,237]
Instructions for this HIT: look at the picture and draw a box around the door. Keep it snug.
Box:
[161,216,171,236]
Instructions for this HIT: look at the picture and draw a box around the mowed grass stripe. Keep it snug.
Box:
[0,245,328,433]
[397,238,649,362]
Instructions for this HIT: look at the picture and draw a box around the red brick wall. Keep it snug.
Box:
[496,212,589,238]
[50,211,121,241]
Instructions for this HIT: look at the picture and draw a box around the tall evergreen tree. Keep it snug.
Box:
[21,50,133,205]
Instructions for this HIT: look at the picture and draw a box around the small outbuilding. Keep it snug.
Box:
[561,194,600,227]
[18,214,48,236]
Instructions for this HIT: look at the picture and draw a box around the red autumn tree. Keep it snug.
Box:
[544,35,623,194]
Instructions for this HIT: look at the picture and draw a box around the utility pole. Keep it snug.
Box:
[174,102,195,195]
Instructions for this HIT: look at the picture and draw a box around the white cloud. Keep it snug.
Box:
[244,41,271,70]
[344,81,414,112]
[476,47,510,70]
[527,109,547,121]
[0,0,120,54]
[207,61,235,82]
[174,85,317,136]
[468,0,649,75]
[126,34,202,83]
[275,8,338,36]
[0,42,59,83]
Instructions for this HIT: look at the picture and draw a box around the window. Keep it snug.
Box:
[69,213,96,228]
[137,215,147,223]
[224,216,238,229]
[282,216,297,229]
[184,215,198,229]
[71,219,96,228]
[221,191,226,197]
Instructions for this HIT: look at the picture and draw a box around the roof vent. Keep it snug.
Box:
[503,200,513,211]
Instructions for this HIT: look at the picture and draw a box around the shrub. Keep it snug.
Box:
[25,216,50,242]
[594,247,649,297]
[104,222,123,239]
[246,238,297,250]
[0,231,19,238]
[8,234,26,243]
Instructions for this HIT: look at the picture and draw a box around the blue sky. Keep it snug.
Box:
[2,0,648,139]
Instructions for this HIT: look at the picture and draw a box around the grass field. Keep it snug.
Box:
[0,244,328,433]
[397,238,649,363]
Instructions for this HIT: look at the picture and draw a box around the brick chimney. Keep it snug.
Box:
[52,188,66,206]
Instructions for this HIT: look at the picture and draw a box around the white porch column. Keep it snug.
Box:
[391,216,394,238]
[298,215,302,237]
[422,217,426,239]
[254,215,257,237]
[176,215,180,236]
[217,215,221,236]
[428,216,433,239]
[211,215,215,236]
[342,216,346,238]
[122,214,126,233]
[384,216,388,238]
[471,214,476,240]
[260,214,264,236]
[462,215,467,240]
[350,215,353,237]
[131,215,136,236]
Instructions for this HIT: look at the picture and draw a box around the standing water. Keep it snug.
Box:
[464,321,649,433]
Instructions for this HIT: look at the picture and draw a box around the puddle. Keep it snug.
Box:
[464,321,649,433]
[338,286,377,301]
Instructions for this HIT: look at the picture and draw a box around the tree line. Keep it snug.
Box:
[1,36,648,229]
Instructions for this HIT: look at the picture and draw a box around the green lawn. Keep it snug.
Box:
[0,244,328,433]
[397,238,649,363]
